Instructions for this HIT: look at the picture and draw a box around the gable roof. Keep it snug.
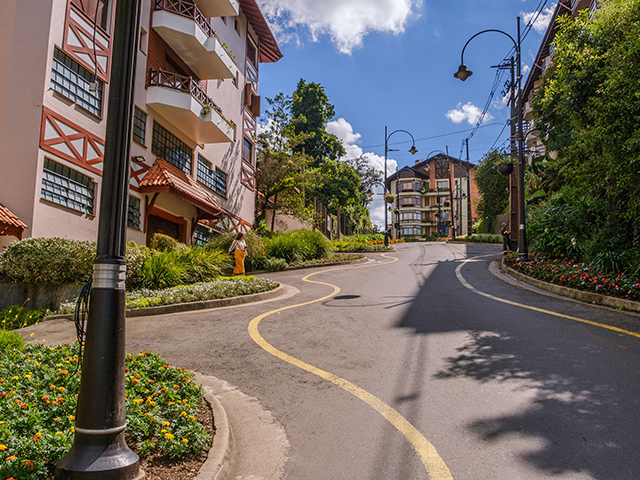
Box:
[0,203,27,239]
[139,158,223,219]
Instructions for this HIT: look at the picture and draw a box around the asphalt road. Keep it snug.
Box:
[26,242,640,479]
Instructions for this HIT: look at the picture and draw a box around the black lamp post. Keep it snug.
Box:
[454,18,528,261]
[55,1,144,478]
[384,126,418,246]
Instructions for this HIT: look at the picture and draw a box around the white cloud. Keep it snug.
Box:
[258,0,423,54]
[445,102,493,125]
[326,118,396,228]
[522,3,556,35]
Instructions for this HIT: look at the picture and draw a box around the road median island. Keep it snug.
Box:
[502,260,640,313]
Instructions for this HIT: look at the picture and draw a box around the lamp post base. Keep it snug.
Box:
[55,431,142,480]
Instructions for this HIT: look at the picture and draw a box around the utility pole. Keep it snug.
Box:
[56,1,143,478]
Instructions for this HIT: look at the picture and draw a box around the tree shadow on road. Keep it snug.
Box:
[392,247,640,480]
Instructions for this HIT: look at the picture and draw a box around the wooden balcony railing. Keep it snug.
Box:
[148,69,235,129]
[154,0,216,39]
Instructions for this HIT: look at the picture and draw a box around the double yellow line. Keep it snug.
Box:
[248,254,454,480]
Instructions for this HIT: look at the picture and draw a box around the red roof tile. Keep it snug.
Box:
[139,158,223,218]
[0,203,27,239]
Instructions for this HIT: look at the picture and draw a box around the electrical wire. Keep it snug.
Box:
[71,279,92,375]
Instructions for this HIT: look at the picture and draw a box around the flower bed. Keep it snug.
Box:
[0,345,211,479]
[506,253,640,301]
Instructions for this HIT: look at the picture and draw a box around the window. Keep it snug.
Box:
[401,227,421,237]
[152,122,192,173]
[399,182,421,192]
[127,196,141,230]
[242,137,254,164]
[193,224,211,246]
[197,155,227,197]
[247,36,258,68]
[436,179,449,190]
[399,196,421,207]
[400,212,421,222]
[41,158,94,214]
[132,107,147,145]
[51,49,103,117]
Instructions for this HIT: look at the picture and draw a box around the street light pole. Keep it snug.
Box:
[454,17,528,260]
[465,139,473,235]
[55,1,143,478]
[383,127,418,246]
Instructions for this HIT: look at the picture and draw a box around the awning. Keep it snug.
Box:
[139,158,223,219]
[0,203,27,239]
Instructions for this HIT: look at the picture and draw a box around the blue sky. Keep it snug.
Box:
[256,0,556,228]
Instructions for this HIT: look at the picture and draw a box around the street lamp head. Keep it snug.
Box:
[409,145,418,155]
[454,64,473,81]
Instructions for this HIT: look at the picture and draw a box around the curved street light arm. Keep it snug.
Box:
[459,29,517,65]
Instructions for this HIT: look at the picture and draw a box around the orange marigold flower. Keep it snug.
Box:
[6,455,17,461]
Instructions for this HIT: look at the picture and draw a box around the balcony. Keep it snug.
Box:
[193,0,239,18]
[152,0,237,80]
[146,69,235,144]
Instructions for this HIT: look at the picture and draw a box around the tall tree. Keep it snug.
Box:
[291,79,345,165]
[474,150,510,230]
[255,94,312,230]
[532,0,640,265]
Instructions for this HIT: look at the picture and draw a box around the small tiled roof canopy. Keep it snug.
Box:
[139,158,223,219]
[239,0,283,63]
[0,203,27,239]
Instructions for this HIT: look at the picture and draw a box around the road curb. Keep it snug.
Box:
[44,284,287,321]
[194,374,235,480]
[501,259,640,313]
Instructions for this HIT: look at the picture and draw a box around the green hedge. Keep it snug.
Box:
[0,238,94,284]
[263,230,331,263]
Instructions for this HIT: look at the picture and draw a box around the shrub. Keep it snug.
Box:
[263,257,288,272]
[178,248,231,284]
[423,233,439,242]
[0,238,94,284]
[263,230,331,263]
[0,330,24,350]
[150,233,184,252]
[138,251,187,289]
[0,305,50,331]
[125,242,153,290]
[465,234,502,244]
[404,237,421,242]
[331,241,387,252]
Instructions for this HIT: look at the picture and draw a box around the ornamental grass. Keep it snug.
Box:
[506,253,640,301]
[0,345,211,480]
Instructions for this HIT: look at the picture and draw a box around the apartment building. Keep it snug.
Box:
[0,0,281,249]
[522,0,602,159]
[385,154,478,239]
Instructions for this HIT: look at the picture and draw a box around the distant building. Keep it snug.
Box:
[385,154,478,239]
[0,0,282,248]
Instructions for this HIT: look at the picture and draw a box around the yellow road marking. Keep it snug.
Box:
[248,253,453,480]
[456,256,640,339]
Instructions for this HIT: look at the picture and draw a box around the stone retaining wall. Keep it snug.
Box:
[0,283,83,310]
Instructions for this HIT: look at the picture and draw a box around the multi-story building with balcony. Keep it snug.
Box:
[385,154,478,240]
[0,0,281,248]
[522,0,602,161]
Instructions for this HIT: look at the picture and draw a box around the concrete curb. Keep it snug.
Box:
[194,374,235,480]
[501,259,640,313]
[192,373,289,480]
[44,284,287,321]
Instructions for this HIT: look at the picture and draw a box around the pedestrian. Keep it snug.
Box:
[501,222,511,255]
[228,231,248,275]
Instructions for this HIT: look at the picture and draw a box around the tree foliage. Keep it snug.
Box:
[292,79,345,164]
[473,150,510,225]
[532,0,640,271]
